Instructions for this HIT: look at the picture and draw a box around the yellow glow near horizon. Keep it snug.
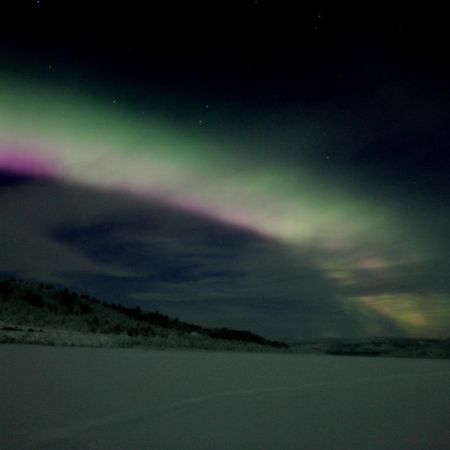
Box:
[354,293,450,337]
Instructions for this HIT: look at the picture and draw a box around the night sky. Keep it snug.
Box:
[0,1,449,340]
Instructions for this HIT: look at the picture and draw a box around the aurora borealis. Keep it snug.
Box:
[0,2,449,339]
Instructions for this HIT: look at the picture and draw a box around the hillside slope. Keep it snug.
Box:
[0,278,289,351]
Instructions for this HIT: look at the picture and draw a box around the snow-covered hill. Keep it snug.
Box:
[0,278,288,352]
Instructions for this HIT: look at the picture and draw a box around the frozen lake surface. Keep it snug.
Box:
[1,344,449,450]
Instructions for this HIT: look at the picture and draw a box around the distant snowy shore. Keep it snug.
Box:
[2,323,450,359]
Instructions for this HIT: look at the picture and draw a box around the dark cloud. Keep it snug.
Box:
[0,176,406,339]
[0,172,36,188]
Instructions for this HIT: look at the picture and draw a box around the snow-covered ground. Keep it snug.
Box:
[1,344,449,450]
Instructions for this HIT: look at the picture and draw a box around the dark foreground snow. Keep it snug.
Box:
[1,345,449,450]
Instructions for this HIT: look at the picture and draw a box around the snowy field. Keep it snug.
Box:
[1,344,449,450]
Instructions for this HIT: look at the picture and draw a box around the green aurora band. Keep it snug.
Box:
[0,74,448,337]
